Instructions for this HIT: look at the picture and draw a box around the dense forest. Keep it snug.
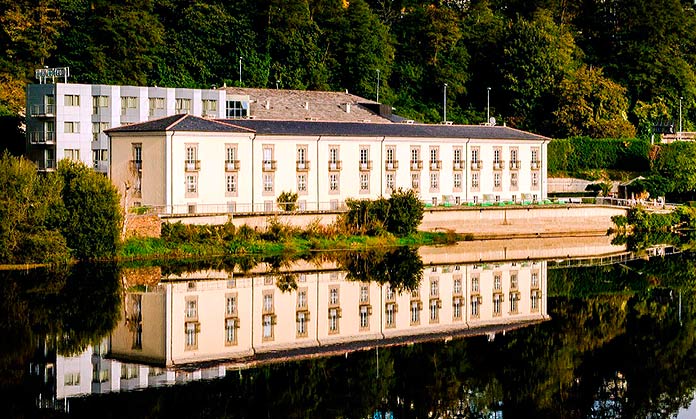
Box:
[2,0,696,137]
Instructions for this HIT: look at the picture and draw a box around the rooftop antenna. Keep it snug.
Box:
[443,83,448,123]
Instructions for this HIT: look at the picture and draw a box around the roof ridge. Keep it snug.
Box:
[212,119,256,133]
[165,114,190,130]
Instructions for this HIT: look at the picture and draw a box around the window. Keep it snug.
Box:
[360,173,369,192]
[263,174,273,193]
[531,272,539,288]
[185,321,199,349]
[471,148,479,164]
[493,294,502,316]
[297,146,308,170]
[360,284,369,303]
[471,296,480,317]
[185,299,198,319]
[386,173,394,191]
[472,172,479,188]
[175,98,192,113]
[494,148,501,164]
[532,172,539,187]
[471,276,479,293]
[149,97,164,116]
[226,100,248,118]
[386,303,396,328]
[226,145,237,165]
[386,285,395,301]
[531,148,539,164]
[297,289,307,308]
[429,299,439,322]
[64,372,81,386]
[410,147,420,165]
[531,290,540,311]
[263,293,273,312]
[411,173,420,190]
[64,149,80,161]
[430,279,439,297]
[453,297,462,320]
[186,146,197,164]
[226,295,237,316]
[329,146,340,166]
[64,121,80,133]
[453,148,462,168]
[453,278,462,295]
[429,146,439,168]
[329,308,340,333]
[386,147,396,168]
[510,292,519,313]
[454,172,462,189]
[494,274,502,290]
[263,314,274,339]
[329,174,339,192]
[92,122,109,141]
[297,312,308,336]
[226,174,237,194]
[510,148,518,168]
[329,287,339,305]
[410,301,420,324]
[64,94,80,107]
[297,174,307,192]
[92,95,108,113]
[430,172,439,190]
[511,172,518,187]
[494,172,501,188]
[133,143,142,163]
[360,305,370,329]
[186,175,197,194]
[510,273,518,290]
[359,147,369,169]
[202,99,218,114]
[262,146,274,171]
[121,96,137,114]
[225,318,237,345]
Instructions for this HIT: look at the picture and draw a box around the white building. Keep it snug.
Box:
[107,115,549,213]
[25,83,385,174]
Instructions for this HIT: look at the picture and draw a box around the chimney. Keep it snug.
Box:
[304,101,309,110]
[265,100,270,110]
[345,103,351,113]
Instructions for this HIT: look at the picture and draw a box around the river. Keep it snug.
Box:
[1,239,694,418]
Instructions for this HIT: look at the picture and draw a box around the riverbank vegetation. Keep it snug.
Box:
[0,153,122,265]
[121,190,460,261]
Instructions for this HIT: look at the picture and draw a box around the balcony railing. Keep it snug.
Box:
[225,160,240,171]
[262,160,276,172]
[36,159,56,171]
[453,161,463,171]
[531,161,540,170]
[509,160,521,170]
[385,160,399,170]
[296,160,310,171]
[130,160,142,172]
[429,160,442,170]
[185,160,201,171]
[28,131,56,144]
[359,160,373,171]
[410,160,423,170]
[93,160,109,173]
[328,160,342,171]
[30,104,55,117]
[471,160,482,170]
[493,160,505,170]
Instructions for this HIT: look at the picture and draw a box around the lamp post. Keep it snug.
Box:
[487,87,491,125]
[376,69,380,103]
[239,57,242,85]
[679,96,683,140]
[443,83,448,123]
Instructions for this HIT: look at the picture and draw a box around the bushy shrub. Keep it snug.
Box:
[341,189,423,237]
[277,190,298,211]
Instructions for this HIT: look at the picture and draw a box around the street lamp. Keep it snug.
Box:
[239,57,242,85]
[443,83,448,123]
[376,69,380,103]
[487,87,491,125]
[679,96,683,140]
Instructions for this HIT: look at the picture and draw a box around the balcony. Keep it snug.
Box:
[36,159,56,171]
[185,160,200,171]
[328,160,342,171]
[296,160,310,171]
[130,160,142,172]
[385,160,399,170]
[531,161,540,170]
[28,131,56,145]
[410,160,423,170]
[470,160,482,170]
[453,161,463,171]
[93,160,109,173]
[493,160,505,170]
[509,160,521,170]
[225,160,240,171]
[262,160,276,172]
[359,160,373,171]
[30,104,55,117]
[429,160,442,170]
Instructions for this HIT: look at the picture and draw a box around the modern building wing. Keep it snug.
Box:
[108,114,549,213]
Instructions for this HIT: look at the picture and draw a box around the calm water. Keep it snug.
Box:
[1,244,695,418]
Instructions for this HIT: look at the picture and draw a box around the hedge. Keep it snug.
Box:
[548,137,651,173]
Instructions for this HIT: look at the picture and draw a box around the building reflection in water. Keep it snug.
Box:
[47,260,548,402]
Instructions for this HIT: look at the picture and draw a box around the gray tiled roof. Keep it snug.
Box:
[222,87,392,123]
[106,114,253,133]
[221,119,549,141]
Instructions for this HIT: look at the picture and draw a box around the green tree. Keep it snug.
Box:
[0,153,68,264]
[554,65,635,138]
[56,160,123,260]
[654,142,696,195]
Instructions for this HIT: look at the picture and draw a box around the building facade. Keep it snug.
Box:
[108,115,549,212]
[25,83,386,174]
